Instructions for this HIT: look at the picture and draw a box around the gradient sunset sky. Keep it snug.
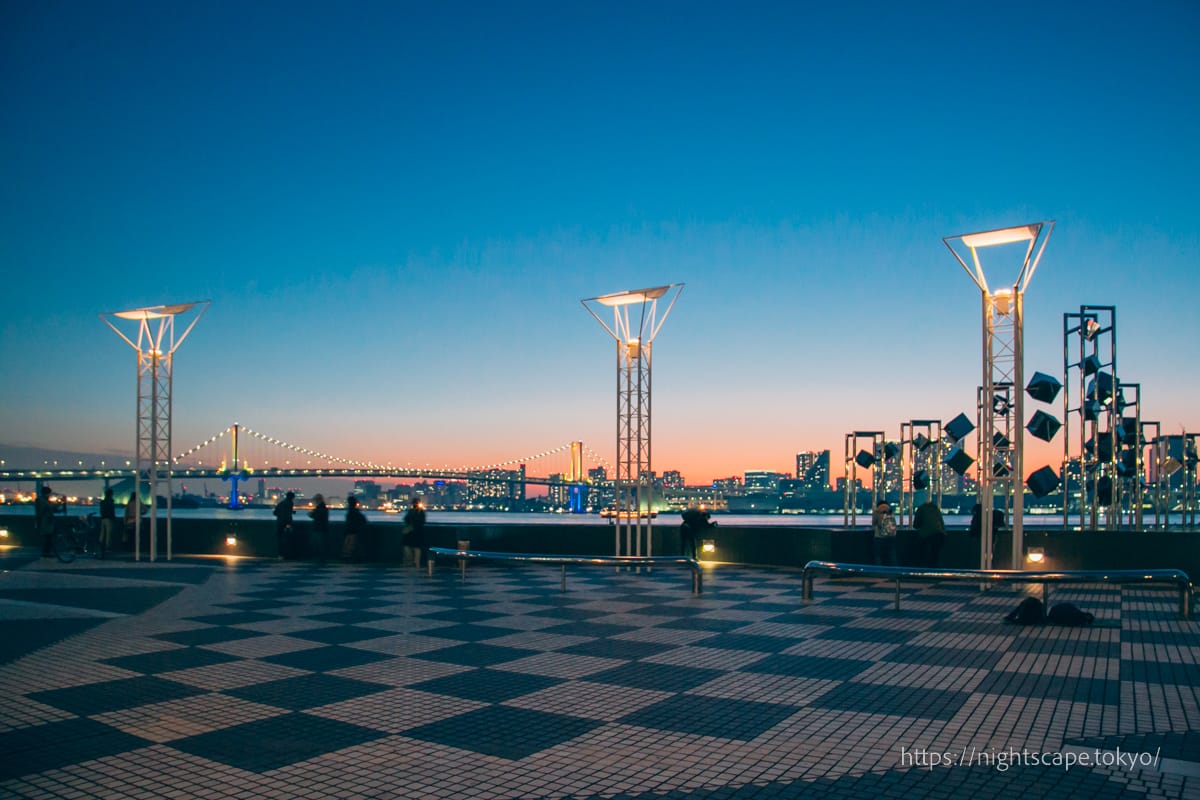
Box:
[2,1,1198,486]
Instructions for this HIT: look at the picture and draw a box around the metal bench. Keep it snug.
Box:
[801,561,1194,620]
[428,546,703,594]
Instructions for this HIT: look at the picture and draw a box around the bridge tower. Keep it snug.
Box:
[583,284,683,558]
[101,301,209,561]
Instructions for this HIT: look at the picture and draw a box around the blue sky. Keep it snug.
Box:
[2,0,1198,484]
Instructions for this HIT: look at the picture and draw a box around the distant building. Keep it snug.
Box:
[795,450,830,492]
[661,470,684,490]
[712,476,742,493]
[744,470,785,494]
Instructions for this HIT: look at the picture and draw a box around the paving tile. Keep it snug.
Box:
[29,675,206,716]
[168,712,388,772]
[400,705,602,760]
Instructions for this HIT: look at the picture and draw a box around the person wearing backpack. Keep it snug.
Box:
[871,500,898,566]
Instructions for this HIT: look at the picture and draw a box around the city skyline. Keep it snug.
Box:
[2,2,1198,486]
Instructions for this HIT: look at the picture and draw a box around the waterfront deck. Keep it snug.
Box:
[0,548,1197,799]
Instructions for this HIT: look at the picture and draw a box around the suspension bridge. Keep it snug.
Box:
[0,423,612,491]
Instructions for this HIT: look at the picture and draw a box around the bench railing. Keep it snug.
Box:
[428,546,703,594]
[801,561,1193,620]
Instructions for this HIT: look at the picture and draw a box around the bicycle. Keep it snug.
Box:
[54,514,105,563]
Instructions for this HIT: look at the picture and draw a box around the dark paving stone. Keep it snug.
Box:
[225,673,392,710]
[1007,636,1120,659]
[815,626,917,644]
[261,645,396,671]
[0,618,106,666]
[929,619,1012,635]
[184,611,284,626]
[0,717,150,780]
[103,646,240,674]
[410,642,534,668]
[864,607,950,620]
[701,633,814,654]
[811,681,971,720]
[402,705,601,760]
[975,672,1120,705]
[538,621,639,639]
[169,712,387,772]
[29,676,205,715]
[885,644,1004,670]
[0,586,184,615]
[417,607,509,623]
[303,609,397,624]
[746,654,874,680]
[286,625,397,645]
[658,616,747,633]
[409,623,511,643]
[1120,659,1200,685]
[528,605,612,621]
[1122,628,1200,646]
[559,639,673,660]
[620,694,796,740]
[152,627,267,647]
[319,596,393,610]
[588,662,724,692]
[410,667,561,702]
[46,566,215,585]
[767,612,862,627]
[728,600,799,614]
[214,598,294,612]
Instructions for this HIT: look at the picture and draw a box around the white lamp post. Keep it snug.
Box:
[101,301,209,561]
[582,284,683,559]
[944,223,1053,569]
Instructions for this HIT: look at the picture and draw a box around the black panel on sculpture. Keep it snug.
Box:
[855,450,875,469]
[1027,410,1062,442]
[1026,466,1060,498]
[1025,371,1062,405]
[912,470,929,490]
[944,446,974,476]
[944,413,975,443]
[1087,372,1114,405]
[1082,354,1102,376]
[883,442,899,460]
[1097,476,1113,505]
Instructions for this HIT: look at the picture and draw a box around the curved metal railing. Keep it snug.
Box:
[428,546,703,594]
[801,561,1193,619]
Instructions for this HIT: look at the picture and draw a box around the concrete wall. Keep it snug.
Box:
[1,513,1196,578]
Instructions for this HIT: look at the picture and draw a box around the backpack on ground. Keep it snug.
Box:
[1004,596,1045,625]
[1047,602,1095,626]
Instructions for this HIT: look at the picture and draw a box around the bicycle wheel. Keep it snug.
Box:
[54,531,78,563]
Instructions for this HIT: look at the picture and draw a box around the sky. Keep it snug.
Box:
[2,0,1198,487]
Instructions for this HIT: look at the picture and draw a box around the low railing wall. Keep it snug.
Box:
[1,513,1196,579]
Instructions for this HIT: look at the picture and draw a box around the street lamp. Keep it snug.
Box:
[582,284,683,559]
[944,223,1053,569]
[101,301,209,561]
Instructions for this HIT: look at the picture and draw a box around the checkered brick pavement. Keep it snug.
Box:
[0,549,1197,798]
